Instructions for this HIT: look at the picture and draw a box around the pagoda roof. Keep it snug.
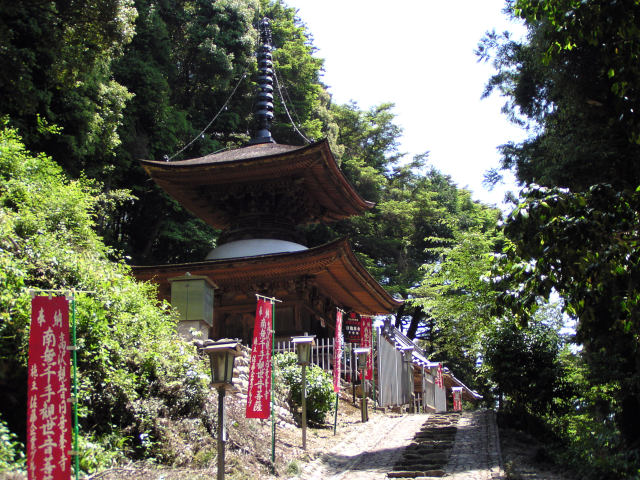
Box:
[140,139,374,229]
[133,238,402,315]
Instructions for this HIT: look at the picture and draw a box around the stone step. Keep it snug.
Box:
[394,463,446,471]
[405,450,450,458]
[417,428,457,433]
[389,414,459,480]
[407,440,453,448]
[401,453,449,464]
[387,469,446,478]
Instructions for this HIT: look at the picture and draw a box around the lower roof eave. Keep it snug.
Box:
[132,238,402,315]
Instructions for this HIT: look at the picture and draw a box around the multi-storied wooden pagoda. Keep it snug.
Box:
[133,19,401,343]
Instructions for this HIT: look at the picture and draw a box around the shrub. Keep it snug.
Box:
[0,123,210,472]
[0,414,24,473]
[274,353,334,424]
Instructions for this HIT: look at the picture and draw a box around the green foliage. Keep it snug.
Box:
[77,431,129,473]
[0,124,210,471]
[483,317,567,416]
[308,101,505,349]
[0,0,334,265]
[274,353,334,424]
[496,183,640,448]
[0,0,137,175]
[478,1,640,191]
[512,0,640,144]
[534,351,640,479]
[0,413,24,473]
[411,220,502,389]
[480,1,640,473]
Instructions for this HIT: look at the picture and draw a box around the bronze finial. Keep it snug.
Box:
[249,18,275,145]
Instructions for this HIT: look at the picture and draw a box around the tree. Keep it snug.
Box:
[306,103,447,339]
[0,0,137,175]
[483,316,567,416]
[109,0,258,263]
[106,0,334,264]
[409,202,502,389]
[480,0,640,451]
[496,184,640,445]
[478,0,640,192]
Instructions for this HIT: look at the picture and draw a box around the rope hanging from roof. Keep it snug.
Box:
[163,16,315,159]
[273,66,312,144]
[164,72,247,161]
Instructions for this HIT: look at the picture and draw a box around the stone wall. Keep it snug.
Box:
[231,345,297,428]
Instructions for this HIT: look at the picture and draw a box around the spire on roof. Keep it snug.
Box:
[249,18,275,145]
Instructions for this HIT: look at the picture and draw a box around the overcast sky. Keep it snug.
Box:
[284,0,527,207]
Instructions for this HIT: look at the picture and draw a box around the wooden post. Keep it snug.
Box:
[302,363,307,449]
[217,387,226,480]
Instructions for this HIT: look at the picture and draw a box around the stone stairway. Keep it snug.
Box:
[301,410,503,480]
[388,412,460,479]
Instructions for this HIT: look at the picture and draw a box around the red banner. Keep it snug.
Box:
[359,316,373,380]
[452,389,462,411]
[27,296,72,480]
[333,310,343,393]
[246,298,273,419]
[344,312,360,344]
[435,363,444,389]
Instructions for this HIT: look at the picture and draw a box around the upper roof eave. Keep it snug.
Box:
[139,139,374,228]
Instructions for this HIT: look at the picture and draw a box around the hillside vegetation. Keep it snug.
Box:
[0,123,211,473]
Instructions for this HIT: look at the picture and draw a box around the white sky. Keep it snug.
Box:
[284,0,527,208]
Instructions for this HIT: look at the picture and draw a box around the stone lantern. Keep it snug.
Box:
[169,274,215,340]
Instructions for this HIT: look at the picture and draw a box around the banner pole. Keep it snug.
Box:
[270,300,276,465]
[333,393,339,435]
[372,326,376,409]
[71,294,79,480]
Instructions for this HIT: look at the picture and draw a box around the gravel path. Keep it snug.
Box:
[445,411,504,480]
[300,413,430,480]
[299,410,505,480]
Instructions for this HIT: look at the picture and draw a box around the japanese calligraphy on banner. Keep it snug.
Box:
[27,296,72,480]
[435,363,444,389]
[246,298,273,419]
[359,316,373,380]
[452,389,462,411]
[344,312,360,344]
[333,310,343,393]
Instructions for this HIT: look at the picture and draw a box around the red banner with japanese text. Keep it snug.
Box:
[27,296,72,480]
[359,316,373,380]
[344,312,360,344]
[246,298,273,419]
[436,363,444,389]
[452,389,462,411]
[333,310,343,393]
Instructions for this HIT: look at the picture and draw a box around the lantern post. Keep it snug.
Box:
[354,347,370,422]
[199,339,242,480]
[291,334,315,449]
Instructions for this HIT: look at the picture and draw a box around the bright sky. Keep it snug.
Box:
[284,0,527,208]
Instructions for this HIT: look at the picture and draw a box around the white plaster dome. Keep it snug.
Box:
[205,238,308,260]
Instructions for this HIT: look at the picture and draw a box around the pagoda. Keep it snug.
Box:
[133,19,401,342]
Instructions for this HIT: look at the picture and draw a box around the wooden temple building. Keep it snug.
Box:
[133,19,401,343]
